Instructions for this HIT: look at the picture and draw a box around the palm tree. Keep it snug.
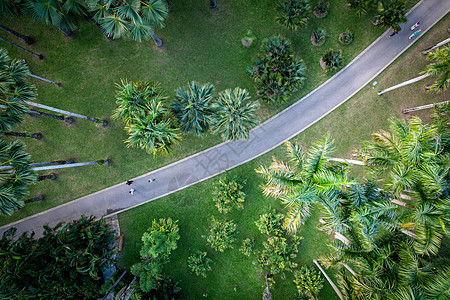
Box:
[125,101,182,156]
[86,0,169,45]
[210,88,259,141]
[420,46,450,93]
[0,139,36,215]
[113,80,166,125]
[170,81,214,136]
[256,138,356,233]
[347,0,377,17]
[276,0,311,31]
[0,0,34,44]
[357,117,450,256]
[25,0,79,36]
[0,49,35,132]
[374,0,407,32]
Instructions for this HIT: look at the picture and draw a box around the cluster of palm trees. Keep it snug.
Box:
[257,115,450,298]
[348,0,407,31]
[113,80,260,156]
[0,0,169,44]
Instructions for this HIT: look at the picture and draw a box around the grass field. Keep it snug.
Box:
[117,13,450,300]
[0,0,421,226]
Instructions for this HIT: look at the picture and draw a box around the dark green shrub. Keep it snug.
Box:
[187,251,213,277]
[213,174,246,213]
[257,235,302,276]
[240,238,255,256]
[140,218,180,262]
[255,207,285,236]
[293,266,324,299]
[339,29,353,44]
[247,35,306,103]
[276,0,311,31]
[205,217,238,252]
[314,1,329,14]
[322,48,343,72]
[313,28,327,43]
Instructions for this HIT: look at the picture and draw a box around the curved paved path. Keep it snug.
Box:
[1,0,449,237]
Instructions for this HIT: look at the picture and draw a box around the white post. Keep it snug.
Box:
[313,259,344,300]
[377,74,431,95]
[422,37,450,54]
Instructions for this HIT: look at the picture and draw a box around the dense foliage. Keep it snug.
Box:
[248,35,306,103]
[276,0,311,31]
[239,237,255,256]
[187,251,213,277]
[374,0,407,31]
[0,216,115,299]
[420,46,450,93]
[114,80,182,156]
[254,207,285,236]
[212,173,246,213]
[132,218,180,294]
[322,48,343,72]
[210,88,260,141]
[170,81,215,136]
[293,266,324,299]
[205,217,238,252]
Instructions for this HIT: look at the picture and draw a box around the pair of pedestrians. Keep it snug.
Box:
[126,178,156,195]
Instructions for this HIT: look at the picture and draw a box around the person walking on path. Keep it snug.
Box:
[126,180,133,185]
[148,178,156,183]
[409,29,421,39]
[129,188,136,195]
[411,22,420,30]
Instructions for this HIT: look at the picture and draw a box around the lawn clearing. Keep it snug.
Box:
[0,0,418,226]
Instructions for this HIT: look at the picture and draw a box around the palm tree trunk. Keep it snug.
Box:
[38,173,56,181]
[328,157,365,165]
[31,159,74,167]
[313,259,344,300]
[403,100,450,114]
[27,72,62,87]
[263,274,273,300]
[377,74,431,95]
[27,109,73,123]
[24,195,44,204]
[342,263,357,276]
[422,37,450,54]
[151,32,163,47]
[210,0,217,8]
[0,37,43,59]
[0,132,42,139]
[0,24,34,44]
[24,101,107,126]
[88,16,112,40]
[32,159,110,171]
[101,271,127,300]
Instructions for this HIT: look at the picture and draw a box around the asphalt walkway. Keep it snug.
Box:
[1,0,448,237]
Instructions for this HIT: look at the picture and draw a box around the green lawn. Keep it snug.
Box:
[117,12,450,300]
[0,0,419,226]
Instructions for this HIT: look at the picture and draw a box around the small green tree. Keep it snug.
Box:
[257,235,302,276]
[255,207,285,236]
[375,0,407,32]
[187,251,213,277]
[293,266,324,299]
[276,0,311,31]
[140,218,180,262]
[239,238,255,256]
[213,174,246,213]
[131,260,164,293]
[210,88,260,141]
[205,217,238,252]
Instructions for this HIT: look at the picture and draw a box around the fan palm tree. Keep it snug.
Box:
[210,88,259,141]
[113,79,165,125]
[347,0,377,17]
[86,0,169,44]
[0,0,34,44]
[0,49,35,133]
[0,139,36,215]
[420,46,450,93]
[125,101,182,156]
[374,0,407,32]
[256,138,356,233]
[170,81,214,136]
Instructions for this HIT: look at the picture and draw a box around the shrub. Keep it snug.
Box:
[255,207,285,236]
[276,0,311,31]
[140,218,180,262]
[187,251,213,277]
[313,28,327,43]
[322,48,343,72]
[339,29,353,44]
[293,266,324,299]
[247,35,306,103]
[240,238,255,256]
[131,260,164,293]
[314,1,329,14]
[205,217,238,252]
[257,235,302,276]
[213,174,246,213]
